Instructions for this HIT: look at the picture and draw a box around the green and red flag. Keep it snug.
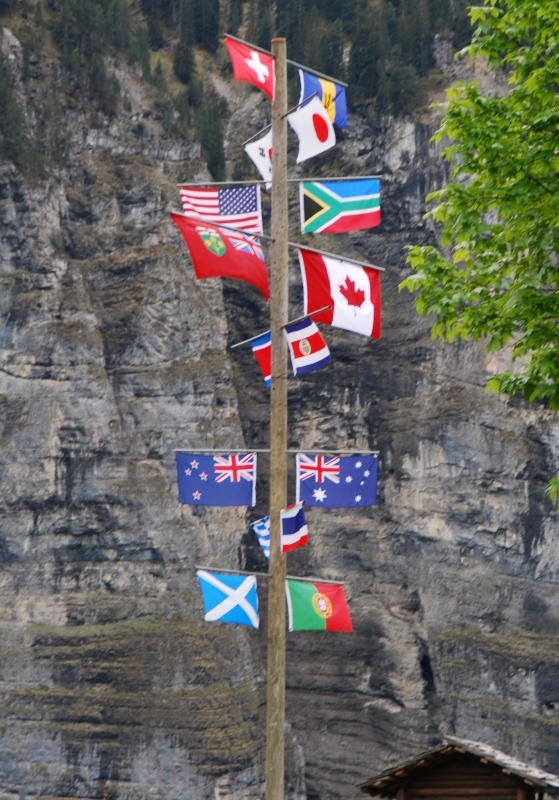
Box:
[300,179,380,233]
[285,579,353,632]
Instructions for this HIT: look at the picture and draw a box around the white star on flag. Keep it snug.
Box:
[185,468,192,475]
[355,461,362,468]
[345,476,353,482]
[200,472,208,480]
[191,460,199,468]
[364,469,370,476]
[193,491,202,500]
[313,487,327,502]
[355,495,362,502]
[245,50,269,83]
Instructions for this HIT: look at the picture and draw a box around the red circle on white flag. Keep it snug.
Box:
[312,113,329,143]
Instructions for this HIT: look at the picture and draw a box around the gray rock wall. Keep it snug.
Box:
[1,29,559,800]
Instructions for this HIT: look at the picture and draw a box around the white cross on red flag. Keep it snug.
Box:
[224,37,275,101]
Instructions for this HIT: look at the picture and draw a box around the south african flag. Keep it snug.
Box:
[300,178,381,234]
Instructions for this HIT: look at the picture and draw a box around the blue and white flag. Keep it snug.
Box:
[298,69,347,128]
[250,515,270,559]
[280,501,308,552]
[284,318,331,376]
[177,453,257,506]
[196,570,259,628]
[296,453,378,507]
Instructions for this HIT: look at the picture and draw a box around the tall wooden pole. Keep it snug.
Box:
[266,36,288,800]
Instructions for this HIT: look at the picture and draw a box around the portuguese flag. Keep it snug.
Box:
[285,579,353,632]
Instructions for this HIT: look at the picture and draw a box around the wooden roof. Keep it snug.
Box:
[358,738,559,797]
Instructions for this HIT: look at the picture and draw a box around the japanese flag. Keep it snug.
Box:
[287,95,336,163]
[298,248,382,339]
[245,130,272,190]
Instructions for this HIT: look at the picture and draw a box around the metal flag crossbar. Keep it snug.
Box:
[171,210,275,242]
[176,176,383,187]
[229,305,332,349]
[289,241,386,272]
[195,566,345,585]
[240,91,319,146]
[223,33,349,87]
[174,448,379,454]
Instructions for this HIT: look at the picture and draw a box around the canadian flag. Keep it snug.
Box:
[298,248,382,339]
[245,129,272,190]
[224,37,275,101]
[287,95,336,163]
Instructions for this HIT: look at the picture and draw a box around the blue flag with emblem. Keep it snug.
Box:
[250,515,270,558]
[177,452,257,506]
[298,69,347,128]
[296,453,378,507]
[196,570,259,628]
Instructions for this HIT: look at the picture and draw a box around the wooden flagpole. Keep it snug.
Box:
[266,36,288,800]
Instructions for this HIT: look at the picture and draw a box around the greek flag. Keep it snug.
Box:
[196,570,259,628]
[250,515,270,559]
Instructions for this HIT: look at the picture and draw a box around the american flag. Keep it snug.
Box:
[179,185,263,235]
[214,454,256,483]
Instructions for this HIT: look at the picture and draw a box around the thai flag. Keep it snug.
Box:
[284,318,331,376]
[280,501,308,552]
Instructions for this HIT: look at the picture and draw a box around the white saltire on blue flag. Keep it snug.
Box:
[250,515,270,558]
[196,570,259,628]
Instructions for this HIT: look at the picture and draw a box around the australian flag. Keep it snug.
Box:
[177,452,257,506]
[296,453,378,507]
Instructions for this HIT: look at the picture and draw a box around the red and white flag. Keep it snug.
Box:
[287,95,336,163]
[179,185,263,235]
[170,212,269,301]
[284,317,331,375]
[298,248,381,339]
[245,129,272,190]
[224,37,275,101]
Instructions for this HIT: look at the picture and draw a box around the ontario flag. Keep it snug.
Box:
[170,213,269,301]
[296,453,378,507]
[298,248,381,339]
[285,579,352,632]
[224,36,275,101]
[177,452,257,506]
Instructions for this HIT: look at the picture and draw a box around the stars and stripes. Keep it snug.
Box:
[179,185,263,234]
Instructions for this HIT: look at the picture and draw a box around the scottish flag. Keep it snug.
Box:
[250,515,270,558]
[196,570,259,628]
[177,452,257,506]
[296,453,378,507]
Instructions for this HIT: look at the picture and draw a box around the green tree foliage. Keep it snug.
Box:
[196,86,226,179]
[0,33,25,164]
[193,0,220,52]
[173,0,195,83]
[402,0,559,416]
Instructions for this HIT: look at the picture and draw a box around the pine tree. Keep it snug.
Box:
[193,0,220,52]
[196,87,226,179]
[174,0,195,84]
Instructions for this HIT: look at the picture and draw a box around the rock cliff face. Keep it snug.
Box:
[1,27,559,800]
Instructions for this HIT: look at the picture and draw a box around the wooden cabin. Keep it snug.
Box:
[359,738,559,800]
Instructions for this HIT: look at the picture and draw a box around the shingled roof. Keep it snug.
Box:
[358,737,559,796]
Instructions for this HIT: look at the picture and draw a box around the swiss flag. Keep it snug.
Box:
[224,37,275,101]
[298,248,381,339]
[171,213,269,301]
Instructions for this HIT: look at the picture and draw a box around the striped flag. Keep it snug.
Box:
[250,516,270,558]
[280,501,308,552]
[179,185,263,234]
[300,179,380,233]
[284,317,331,376]
[251,331,271,387]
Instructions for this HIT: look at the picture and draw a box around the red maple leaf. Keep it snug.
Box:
[339,277,365,312]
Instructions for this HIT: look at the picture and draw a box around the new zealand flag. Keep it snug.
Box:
[296,453,378,507]
[177,453,257,506]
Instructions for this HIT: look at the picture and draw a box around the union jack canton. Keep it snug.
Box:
[177,452,257,506]
[296,452,378,508]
